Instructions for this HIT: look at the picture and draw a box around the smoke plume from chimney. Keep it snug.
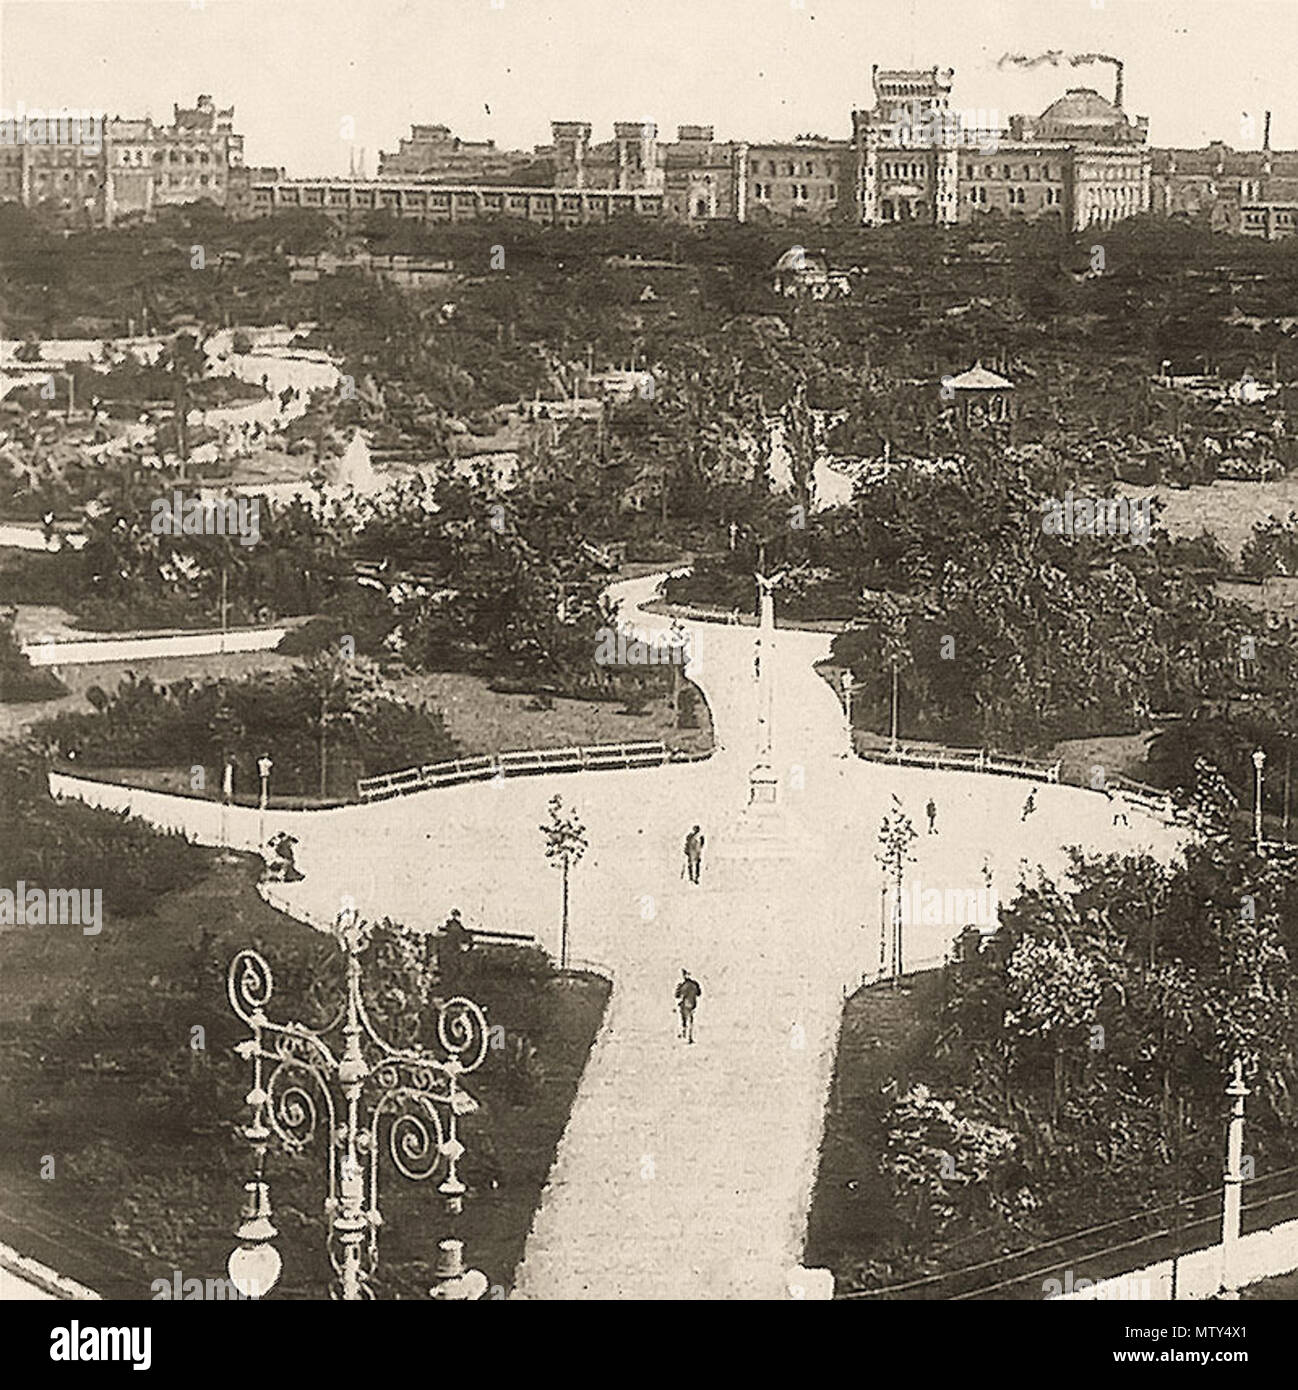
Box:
[998,50,1124,108]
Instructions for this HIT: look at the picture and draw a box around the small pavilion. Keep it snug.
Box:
[946,361,1015,426]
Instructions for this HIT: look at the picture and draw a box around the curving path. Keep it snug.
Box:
[46,571,1185,1299]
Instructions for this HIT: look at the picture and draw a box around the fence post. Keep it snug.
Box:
[1217,1059,1250,1300]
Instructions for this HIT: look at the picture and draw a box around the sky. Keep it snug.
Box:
[0,0,1294,175]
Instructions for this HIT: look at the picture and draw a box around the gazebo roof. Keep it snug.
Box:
[947,361,1015,392]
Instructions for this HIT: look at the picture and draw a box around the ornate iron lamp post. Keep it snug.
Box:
[227,910,490,1300]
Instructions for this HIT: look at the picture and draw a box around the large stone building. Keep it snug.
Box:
[744,136,854,223]
[852,66,1150,231]
[0,94,244,226]
[1152,116,1298,238]
[663,126,747,224]
[7,72,1295,238]
[376,123,550,184]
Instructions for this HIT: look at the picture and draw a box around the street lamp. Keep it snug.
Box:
[228,909,490,1300]
[840,670,854,753]
[257,754,273,848]
[217,755,240,863]
[1253,749,1266,854]
[889,658,899,754]
[228,1167,282,1299]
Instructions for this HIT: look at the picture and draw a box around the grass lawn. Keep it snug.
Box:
[389,668,713,760]
[1046,731,1159,786]
[1125,478,1298,558]
[0,649,304,744]
[803,972,944,1288]
[0,845,609,1300]
[813,660,1163,786]
[2,605,714,769]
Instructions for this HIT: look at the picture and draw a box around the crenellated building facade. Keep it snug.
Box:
[5,73,1296,237]
[0,94,244,227]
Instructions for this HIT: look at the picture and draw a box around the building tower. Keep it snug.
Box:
[613,121,662,191]
[853,65,956,225]
[551,121,592,188]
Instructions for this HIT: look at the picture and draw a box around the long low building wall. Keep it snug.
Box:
[250,179,665,225]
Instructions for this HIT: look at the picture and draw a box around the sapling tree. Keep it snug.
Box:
[540,794,587,970]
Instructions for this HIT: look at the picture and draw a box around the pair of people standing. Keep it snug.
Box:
[675,826,705,1042]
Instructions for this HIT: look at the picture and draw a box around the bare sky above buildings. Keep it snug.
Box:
[0,0,1292,174]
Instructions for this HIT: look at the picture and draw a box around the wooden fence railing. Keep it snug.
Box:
[853,744,1180,822]
[357,740,698,802]
[855,743,1062,782]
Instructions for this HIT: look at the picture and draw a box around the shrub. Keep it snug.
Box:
[0,609,67,703]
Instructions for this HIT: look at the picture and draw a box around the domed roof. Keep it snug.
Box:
[1038,87,1122,128]
[773,245,810,273]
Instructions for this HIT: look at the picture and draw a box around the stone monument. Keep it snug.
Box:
[718,568,809,864]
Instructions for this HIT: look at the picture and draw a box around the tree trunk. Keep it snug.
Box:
[561,862,570,970]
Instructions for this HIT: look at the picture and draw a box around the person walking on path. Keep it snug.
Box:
[684,825,705,884]
[1107,788,1130,827]
[926,798,938,834]
[675,969,702,1043]
[1021,788,1038,821]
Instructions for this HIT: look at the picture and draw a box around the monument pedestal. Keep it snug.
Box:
[716,762,810,864]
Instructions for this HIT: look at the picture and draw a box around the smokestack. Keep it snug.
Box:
[1265,110,1272,150]
[1114,61,1124,110]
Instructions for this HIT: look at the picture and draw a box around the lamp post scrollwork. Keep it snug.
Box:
[227,910,489,1300]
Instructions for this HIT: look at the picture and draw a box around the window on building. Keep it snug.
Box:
[829,184,836,200]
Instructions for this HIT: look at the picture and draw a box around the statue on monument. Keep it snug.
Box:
[750,565,785,793]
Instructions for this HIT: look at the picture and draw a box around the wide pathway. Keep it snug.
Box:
[44,572,1186,1299]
